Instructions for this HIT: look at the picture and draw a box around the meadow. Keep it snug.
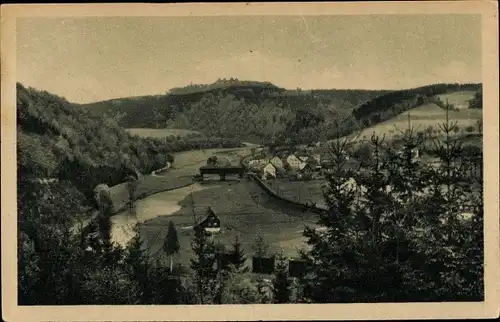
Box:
[266,179,327,209]
[353,102,482,141]
[108,145,257,212]
[126,128,203,138]
[138,179,320,267]
[437,90,476,109]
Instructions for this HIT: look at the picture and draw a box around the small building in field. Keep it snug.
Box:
[286,154,302,170]
[196,207,221,233]
[298,156,309,162]
[261,163,277,180]
[269,156,284,169]
[248,158,269,170]
[295,150,310,162]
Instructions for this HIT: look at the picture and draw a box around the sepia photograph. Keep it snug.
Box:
[1,2,499,321]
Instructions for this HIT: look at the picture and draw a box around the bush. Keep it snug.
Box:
[465,125,475,133]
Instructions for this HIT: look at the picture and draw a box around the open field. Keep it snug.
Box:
[126,128,203,138]
[266,179,327,208]
[138,179,320,267]
[108,144,257,211]
[437,90,476,109]
[354,103,482,141]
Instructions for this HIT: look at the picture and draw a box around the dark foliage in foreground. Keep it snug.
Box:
[302,113,483,302]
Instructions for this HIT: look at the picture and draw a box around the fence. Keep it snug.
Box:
[247,173,327,215]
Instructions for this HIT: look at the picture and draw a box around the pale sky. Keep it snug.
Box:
[17,15,481,103]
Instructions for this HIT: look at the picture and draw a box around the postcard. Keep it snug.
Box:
[1,2,499,321]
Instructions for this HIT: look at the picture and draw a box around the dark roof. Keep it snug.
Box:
[295,150,309,157]
[306,158,319,167]
[197,207,221,228]
[300,163,313,172]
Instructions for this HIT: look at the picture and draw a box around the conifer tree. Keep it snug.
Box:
[96,189,114,262]
[125,229,152,303]
[252,233,269,258]
[190,226,219,304]
[163,220,180,272]
[302,122,362,302]
[272,253,291,303]
[228,235,247,272]
[409,107,484,300]
[127,175,137,215]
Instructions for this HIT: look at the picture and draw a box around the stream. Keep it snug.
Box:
[110,182,217,247]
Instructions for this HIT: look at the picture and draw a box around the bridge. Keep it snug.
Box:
[199,165,245,181]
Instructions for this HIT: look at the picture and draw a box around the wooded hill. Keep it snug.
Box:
[16,83,241,204]
[83,80,390,145]
[84,80,482,146]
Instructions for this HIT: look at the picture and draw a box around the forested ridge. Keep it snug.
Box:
[84,80,391,144]
[84,80,482,146]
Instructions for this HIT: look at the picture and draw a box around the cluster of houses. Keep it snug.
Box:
[247,150,324,180]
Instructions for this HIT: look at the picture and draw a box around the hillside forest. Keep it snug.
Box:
[17,83,242,204]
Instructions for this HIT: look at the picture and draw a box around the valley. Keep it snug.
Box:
[16,80,485,305]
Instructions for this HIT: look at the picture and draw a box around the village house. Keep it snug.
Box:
[286,154,302,170]
[261,163,277,180]
[248,158,269,170]
[295,150,309,162]
[269,155,284,169]
[196,207,221,234]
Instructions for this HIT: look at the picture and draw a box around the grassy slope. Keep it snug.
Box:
[126,128,203,139]
[355,103,482,140]
[138,180,319,266]
[437,90,476,109]
[345,90,482,142]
